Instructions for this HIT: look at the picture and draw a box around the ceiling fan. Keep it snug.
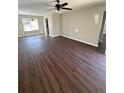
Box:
[47,0,72,12]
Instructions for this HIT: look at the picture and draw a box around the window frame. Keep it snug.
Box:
[22,18,39,32]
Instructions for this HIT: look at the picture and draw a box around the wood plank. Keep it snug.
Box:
[19,35,106,93]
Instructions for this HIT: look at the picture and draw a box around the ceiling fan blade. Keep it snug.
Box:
[61,3,68,7]
[62,7,72,10]
[47,8,56,11]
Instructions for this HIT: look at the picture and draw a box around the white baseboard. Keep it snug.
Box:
[52,34,62,37]
[18,33,98,47]
[62,35,98,47]
[18,33,44,38]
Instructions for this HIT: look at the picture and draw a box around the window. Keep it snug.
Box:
[22,18,39,31]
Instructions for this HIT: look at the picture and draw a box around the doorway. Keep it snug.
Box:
[98,11,106,53]
[45,18,49,35]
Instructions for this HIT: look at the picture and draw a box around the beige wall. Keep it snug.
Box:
[43,14,62,37]
[61,5,106,46]
[43,14,54,37]
[52,14,62,37]
[18,15,44,37]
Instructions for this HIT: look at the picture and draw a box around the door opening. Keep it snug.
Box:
[45,18,49,35]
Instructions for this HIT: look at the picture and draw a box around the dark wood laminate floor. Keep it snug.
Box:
[19,35,106,93]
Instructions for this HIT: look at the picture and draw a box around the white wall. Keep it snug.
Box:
[61,5,106,46]
[18,15,45,37]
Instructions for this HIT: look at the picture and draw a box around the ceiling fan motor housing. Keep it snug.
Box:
[48,0,72,11]
[55,4,61,10]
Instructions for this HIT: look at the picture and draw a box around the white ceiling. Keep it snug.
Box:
[18,0,106,15]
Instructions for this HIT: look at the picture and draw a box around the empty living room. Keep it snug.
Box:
[2,0,124,93]
[18,0,106,93]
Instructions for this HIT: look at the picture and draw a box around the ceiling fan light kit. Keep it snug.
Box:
[56,10,63,14]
